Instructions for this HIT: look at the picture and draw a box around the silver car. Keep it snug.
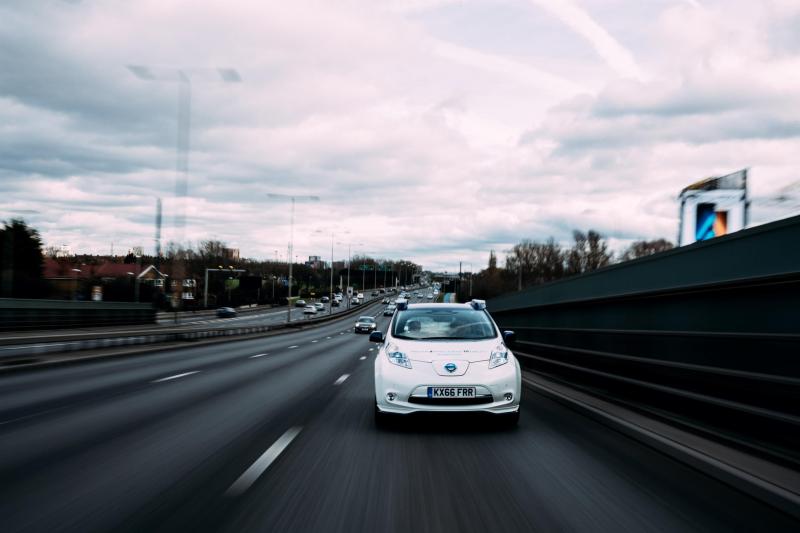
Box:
[354,316,377,333]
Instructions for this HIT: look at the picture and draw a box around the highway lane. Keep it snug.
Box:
[0,294,388,360]
[0,296,795,533]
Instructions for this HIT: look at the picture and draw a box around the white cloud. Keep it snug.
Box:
[527,0,645,80]
[2,0,800,271]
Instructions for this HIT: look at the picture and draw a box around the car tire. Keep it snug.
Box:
[498,409,520,429]
[374,402,391,428]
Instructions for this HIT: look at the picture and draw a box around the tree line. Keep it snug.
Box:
[1,220,422,308]
[457,230,674,301]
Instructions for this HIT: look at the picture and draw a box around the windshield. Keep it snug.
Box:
[357,317,374,323]
[392,308,497,340]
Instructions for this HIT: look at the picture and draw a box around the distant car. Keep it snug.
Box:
[371,291,379,296]
[389,299,396,305]
[303,305,317,315]
[383,305,396,316]
[415,292,422,297]
[354,316,377,333]
[321,296,330,303]
[332,299,340,307]
[216,307,236,318]
[427,294,434,299]
[314,302,325,312]
[379,289,386,293]
[295,299,307,307]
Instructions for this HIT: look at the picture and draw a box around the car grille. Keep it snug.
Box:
[408,396,494,406]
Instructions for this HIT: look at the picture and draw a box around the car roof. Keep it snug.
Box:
[357,315,374,320]
[402,303,476,310]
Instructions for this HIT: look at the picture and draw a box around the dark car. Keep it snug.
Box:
[295,299,307,307]
[331,299,340,307]
[321,296,330,303]
[216,307,237,318]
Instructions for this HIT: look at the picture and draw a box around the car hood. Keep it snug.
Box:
[391,338,503,363]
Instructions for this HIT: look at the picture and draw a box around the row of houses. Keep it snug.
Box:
[42,259,194,301]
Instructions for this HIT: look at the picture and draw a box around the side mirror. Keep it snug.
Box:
[369,331,385,343]
[502,330,516,344]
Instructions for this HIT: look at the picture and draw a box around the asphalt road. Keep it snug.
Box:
[0,297,796,533]
[156,295,379,327]
[0,293,388,360]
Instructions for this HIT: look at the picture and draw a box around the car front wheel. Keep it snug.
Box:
[374,402,391,428]
[497,409,520,429]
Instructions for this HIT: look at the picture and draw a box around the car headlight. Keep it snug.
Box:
[489,345,508,369]
[386,343,412,369]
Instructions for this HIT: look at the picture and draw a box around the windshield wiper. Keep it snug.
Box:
[416,336,487,340]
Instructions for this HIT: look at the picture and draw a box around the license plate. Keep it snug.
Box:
[427,386,476,398]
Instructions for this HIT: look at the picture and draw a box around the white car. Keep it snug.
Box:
[303,305,317,315]
[371,300,520,427]
[314,302,325,312]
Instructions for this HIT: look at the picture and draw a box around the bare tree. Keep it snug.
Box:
[620,239,674,261]
[566,230,611,275]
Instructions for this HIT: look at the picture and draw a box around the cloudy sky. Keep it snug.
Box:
[2,0,800,271]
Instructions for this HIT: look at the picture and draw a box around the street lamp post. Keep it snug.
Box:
[266,193,320,323]
[128,65,241,313]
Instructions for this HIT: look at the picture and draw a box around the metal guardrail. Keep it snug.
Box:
[0,296,385,362]
[0,299,156,331]
[489,215,800,469]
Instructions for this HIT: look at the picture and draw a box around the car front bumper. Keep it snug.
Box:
[375,356,521,415]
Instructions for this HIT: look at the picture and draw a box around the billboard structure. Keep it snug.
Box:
[678,169,749,246]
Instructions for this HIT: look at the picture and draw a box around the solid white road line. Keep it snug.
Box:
[359,356,367,360]
[333,374,350,386]
[226,427,303,496]
[151,371,199,383]
[288,345,299,349]
[250,353,269,358]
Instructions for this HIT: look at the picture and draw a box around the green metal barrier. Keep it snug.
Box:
[488,215,800,467]
[0,299,156,331]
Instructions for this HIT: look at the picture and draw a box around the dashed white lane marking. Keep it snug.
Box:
[333,374,350,386]
[326,336,331,339]
[152,371,199,383]
[311,340,318,343]
[339,332,344,335]
[250,353,268,358]
[368,348,374,351]
[226,427,303,496]
[288,345,299,349]
[359,356,367,360]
